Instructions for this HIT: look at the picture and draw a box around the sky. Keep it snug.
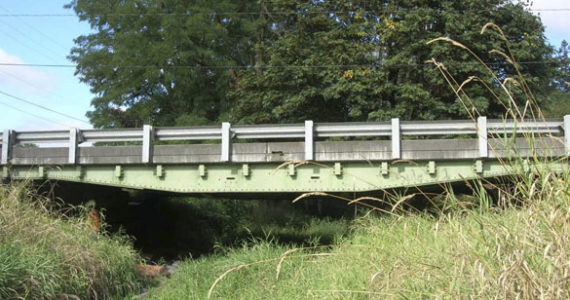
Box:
[0,1,92,130]
[0,0,568,131]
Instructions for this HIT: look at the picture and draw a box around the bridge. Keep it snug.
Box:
[1,116,569,194]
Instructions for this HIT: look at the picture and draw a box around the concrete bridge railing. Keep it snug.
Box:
[2,116,569,166]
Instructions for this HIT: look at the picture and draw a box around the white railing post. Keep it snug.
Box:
[564,115,570,156]
[142,125,154,164]
[1,129,12,165]
[477,116,488,158]
[68,128,79,164]
[391,118,400,160]
[221,122,231,162]
[305,120,314,161]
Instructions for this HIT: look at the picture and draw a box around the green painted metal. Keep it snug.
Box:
[4,159,568,194]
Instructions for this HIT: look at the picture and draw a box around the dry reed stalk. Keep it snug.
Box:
[275,248,300,280]
[270,160,330,175]
[275,245,334,280]
[292,192,397,214]
[390,194,417,213]
[207,253,336,299]
[308,289,394,296]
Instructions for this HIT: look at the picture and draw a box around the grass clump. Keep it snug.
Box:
[0,184,147,299]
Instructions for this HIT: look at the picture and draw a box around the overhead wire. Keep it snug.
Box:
[0,4,564,71]
[0,18,63,61]
[0,5,70,52]
[0,98,68,128]
[0,89,90,125]
[0,69,51,94]
[0,27,61,64]
[0,69,84,109]
[0,60,561,70]
[0,8,568,17]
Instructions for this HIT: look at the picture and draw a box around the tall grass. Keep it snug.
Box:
[0,183,147,299]
[147,24,570,299]
[146,170,570,298]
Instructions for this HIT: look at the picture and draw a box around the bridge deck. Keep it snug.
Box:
[1,117,569,194]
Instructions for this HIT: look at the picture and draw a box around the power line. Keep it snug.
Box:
[0,18,64,62]
[0,61,561,70]
[0,63,75,68]
[0,69,49,92]
[0,8,568,17]
[0,26,61,64]
[0,90,90,125]
[0,5,70,52]
[0,69,83,107]
[0,99,68,128]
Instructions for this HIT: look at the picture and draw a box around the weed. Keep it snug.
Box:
[0,183,147,299]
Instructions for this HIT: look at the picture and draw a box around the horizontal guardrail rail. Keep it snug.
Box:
[488,120,564,134]
[15,130,70,144]
[400,120,476,135]
[154,126,222,141]
[1,116,569,165]
[233,124,305,139]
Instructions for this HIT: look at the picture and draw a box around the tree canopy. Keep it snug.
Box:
[544,40,570,117]
[67,0,560,128]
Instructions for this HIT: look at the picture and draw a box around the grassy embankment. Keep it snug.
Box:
[147,25,570,299]
[0,184,147,299]
[147,168,570,299]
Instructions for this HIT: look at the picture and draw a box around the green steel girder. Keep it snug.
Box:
[3,159,568,194]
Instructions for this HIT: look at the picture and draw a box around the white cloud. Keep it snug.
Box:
[0,48,56,94]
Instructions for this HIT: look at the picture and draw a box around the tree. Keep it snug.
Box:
[67,0,259,128]
[543,40,570,117]
[229,0,555,124]
[69,0,555,127]
[553,40,570,92]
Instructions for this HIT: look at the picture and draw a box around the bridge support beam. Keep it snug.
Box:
[114,165,123,179]
[2,166,8,179]
[288,164,296,177]
[2,129,12,165]
[477,116,488,158]
[391,118,401,160]
[242,164,250,177]
[474,160,483,174]
[75,166,83,179]
[427,161,436,175]
[564,115,570,156]
[334,162,342,176]
[68,128,79,164]
[156,165,164,179]
[142,125,154,164]
[380,162,389,176]
[221,122,231,162]
[304,121,314,161]
[38,166,45,179]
